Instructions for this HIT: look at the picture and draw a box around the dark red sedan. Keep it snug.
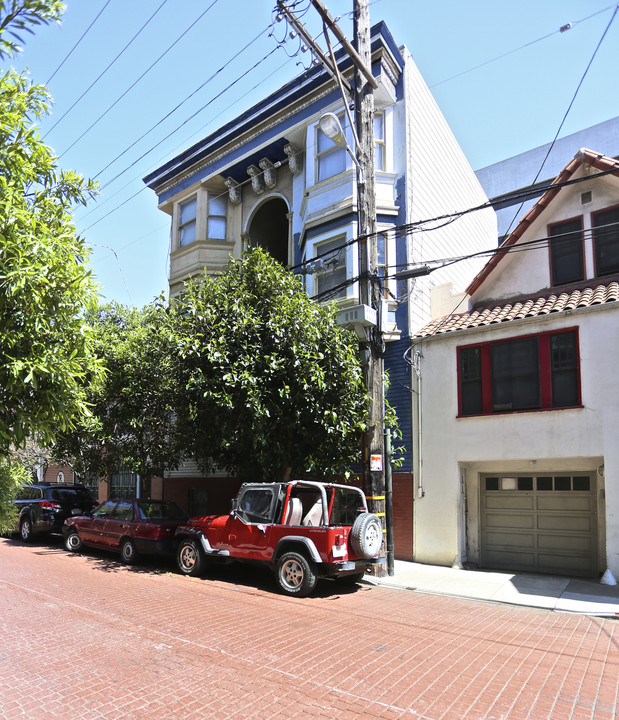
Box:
[63,499,188,565]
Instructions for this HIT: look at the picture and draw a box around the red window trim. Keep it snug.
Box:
[457,327,582,418]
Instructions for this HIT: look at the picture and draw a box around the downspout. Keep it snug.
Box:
[413,348,423,498]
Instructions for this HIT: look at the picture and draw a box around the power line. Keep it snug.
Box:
[60,0,222,158]
[429,4,617,89]
[94,21,273,185]
[80,45,282,233]
[502,3,619,238]
[46,0,112,85]
[43,0,170,141]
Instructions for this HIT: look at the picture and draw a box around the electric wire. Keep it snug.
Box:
[501,4,619,239]
[79,46,282,233]
[42,0,171,141]
[94,21,275,185]
[60,0,222,157]
[76,53,295,227]
[45,0,112,85]
[429,4,617,89]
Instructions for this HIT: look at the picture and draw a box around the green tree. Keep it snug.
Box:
[52,302,182,497]
[171,248,368,482]
[0,1,100,529]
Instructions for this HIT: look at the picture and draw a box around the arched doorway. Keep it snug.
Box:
[247,197,289,266]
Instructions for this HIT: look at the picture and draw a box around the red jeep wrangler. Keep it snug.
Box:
[174,480,384,597]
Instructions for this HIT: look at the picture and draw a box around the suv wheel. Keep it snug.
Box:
[120,539,139,565]
[276,551,317,597]
[65,531,82,553]
[20,517,33,543]
[350,513,382,559]
[177,538,204,577]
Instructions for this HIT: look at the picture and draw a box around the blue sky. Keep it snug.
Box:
[10,0,619,307]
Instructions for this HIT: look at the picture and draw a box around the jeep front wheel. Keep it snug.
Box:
[276,551,317,597]
[177,538,204,577]
[351,513,382,559]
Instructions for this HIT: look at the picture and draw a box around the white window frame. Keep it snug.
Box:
[207,192,227,241]
[177,195,197,249]
[315,113,348,183]
[374,111,385,172]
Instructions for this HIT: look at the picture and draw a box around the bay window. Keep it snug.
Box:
[178,197,197,248]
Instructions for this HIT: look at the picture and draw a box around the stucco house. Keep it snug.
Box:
[412,149,619,579]
[143,22,496,556]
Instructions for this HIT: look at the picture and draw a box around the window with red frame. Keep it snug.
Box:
[549,217,584,285]
[593,206,619,277]
[458,329,580,416]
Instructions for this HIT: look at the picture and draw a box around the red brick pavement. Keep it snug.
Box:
[0,537,617,720]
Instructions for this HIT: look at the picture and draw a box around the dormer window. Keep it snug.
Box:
[593,206,619,277]
[549,217,584,286]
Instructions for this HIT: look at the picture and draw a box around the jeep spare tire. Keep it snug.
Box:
[350,513,382,559]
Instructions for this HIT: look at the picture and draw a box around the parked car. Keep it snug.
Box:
[175,480,385,597]
[13,482,97,542]
[63,499,189,565]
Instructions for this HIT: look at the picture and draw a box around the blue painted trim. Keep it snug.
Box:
[144,23,403,193]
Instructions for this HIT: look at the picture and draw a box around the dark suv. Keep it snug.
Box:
[13,483,97,542]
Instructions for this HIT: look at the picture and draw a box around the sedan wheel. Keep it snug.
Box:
[65,532,83,553]
[120,539,139,565]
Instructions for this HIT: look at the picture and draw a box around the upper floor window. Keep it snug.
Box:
[314,237,347,300]
[208,193,227,240]
[593,205,619,277]
[316,115,347,182]
[374,112,385,171]
[178,197,197,248]
[458,328,580,417]
[549,217,584,286]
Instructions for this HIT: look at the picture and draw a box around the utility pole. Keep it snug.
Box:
[352,0,385,574]
[284,0,386,571]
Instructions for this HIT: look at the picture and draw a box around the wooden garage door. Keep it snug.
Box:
[481,473,597,578]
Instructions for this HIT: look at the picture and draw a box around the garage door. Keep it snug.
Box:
[480,473,597,578]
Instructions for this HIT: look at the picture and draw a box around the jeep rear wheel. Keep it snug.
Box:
[276,551,317,597]
[177,539,204,577]
[351,513,382,559]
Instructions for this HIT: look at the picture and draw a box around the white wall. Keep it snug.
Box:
[414,307,619,577]
[471,167,619,304]
[400,46,497,334]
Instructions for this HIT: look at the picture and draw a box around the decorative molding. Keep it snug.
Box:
[259,158,277,188]
[224,177,242,204]
[284,143,303,176]
[247,165,265,195]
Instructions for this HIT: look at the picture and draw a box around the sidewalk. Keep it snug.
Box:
[370,560,619,617]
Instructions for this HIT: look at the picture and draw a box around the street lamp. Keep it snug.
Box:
[319,112,363,181]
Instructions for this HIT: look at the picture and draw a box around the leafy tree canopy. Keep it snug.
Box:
[52,301,182,491]
[171,248,368,482]
[1,1,99,476]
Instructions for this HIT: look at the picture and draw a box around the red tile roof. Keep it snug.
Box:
[415,278,619,338]
[466,149,619,295]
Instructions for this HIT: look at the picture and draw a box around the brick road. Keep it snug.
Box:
[0,537,617,720]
